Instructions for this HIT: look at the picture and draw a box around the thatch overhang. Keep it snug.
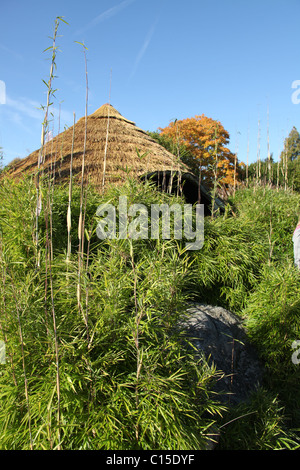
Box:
[6,104,225,212]
[7,104,185,189]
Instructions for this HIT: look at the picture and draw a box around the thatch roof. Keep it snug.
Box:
[6,103,226,213]
[7,103,187,192]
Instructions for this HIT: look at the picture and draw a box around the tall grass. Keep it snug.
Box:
[186,185,300,449]
[0,176,226,449]
[0,176,299,449]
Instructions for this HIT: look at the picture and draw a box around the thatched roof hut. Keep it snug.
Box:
[6,104,225,213]
[7,104,184,188]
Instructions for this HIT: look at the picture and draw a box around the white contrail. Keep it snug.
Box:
[75,0,136,36]
[130,17,160,80]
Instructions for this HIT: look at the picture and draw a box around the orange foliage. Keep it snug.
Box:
[159,114,238,187]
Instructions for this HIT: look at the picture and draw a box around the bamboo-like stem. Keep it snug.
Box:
[44,146,61,449]
[102,69,112,192]
[67,112,76,262]
[256,115,261,186]
[211,126,219,219]
[49,244,61,449]
[43,203,51,342]
[129,239,144,444]
[85,219,94,350]
[46,200,61,448]
[35,17,61,270]
[175,121,182,198]
[76,43,90,343]
[198,161,202,204]
[49,125,58,264]
[77,44,88,307]
[277,133,283,191]
[16,304,33,450]
[82,185,90,342]
[7,268,33,449]
[168,120,177,195]
[0,241,17,387]
[267,104,272,186]
[246,126,249,188]
[284,140,288,191]
[230,338,235,399]
[276,152,280,191]
[57,104,61,178]
[267,203,274,265]
[234,130,239,197]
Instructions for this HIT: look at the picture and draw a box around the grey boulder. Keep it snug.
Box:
[178,303,264,406]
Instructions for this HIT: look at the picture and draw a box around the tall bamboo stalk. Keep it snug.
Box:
[234,130,240,197]
[277,150,280,191]
[267,104,272,186]
[78,44,88,257]
[267,203,274,265]
[211,126,219,219]
[39,18,67,447]
[168,120,177,196]
[49,245,61,448]
[67,112,76,262]
[256,114,261,186]
[44,190,61,448]
[175,120,182,198]
[0,241,17,387]
[277,131,284,191]
[102,69,112,192]
[246,126,249,188]
[129,239,143,444]
[35,17,64,270]
[284,140,288,191]
[8,268,33,449]
[76,43,90,341]
[42,126,62,448]
[198,161,202,204]
[16,303,33,449]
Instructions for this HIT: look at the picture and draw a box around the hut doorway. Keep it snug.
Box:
[141,170,225,216]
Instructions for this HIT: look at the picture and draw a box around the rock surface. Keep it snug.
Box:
[178,303,264,405]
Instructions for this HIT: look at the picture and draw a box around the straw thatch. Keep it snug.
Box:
[7,103,187,192]
[6,103,225,212]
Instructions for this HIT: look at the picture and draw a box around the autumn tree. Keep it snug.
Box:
[158,114,238,187]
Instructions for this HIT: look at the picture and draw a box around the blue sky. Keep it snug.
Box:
[1,0,300,167]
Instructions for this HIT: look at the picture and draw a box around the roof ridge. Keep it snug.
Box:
[89,103,135,124]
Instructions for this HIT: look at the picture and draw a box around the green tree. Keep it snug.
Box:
[280,126,300,162]
[0,147,3,173]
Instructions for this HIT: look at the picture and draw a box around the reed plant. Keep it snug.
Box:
[35,16,67,269]
[1,175,300,449]
[0,176,225,450]
[218,388,300,450]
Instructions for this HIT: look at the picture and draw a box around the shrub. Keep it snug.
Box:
[0,176,223,450]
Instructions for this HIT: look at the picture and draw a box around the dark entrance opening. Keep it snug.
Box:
[141,170,225,216]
